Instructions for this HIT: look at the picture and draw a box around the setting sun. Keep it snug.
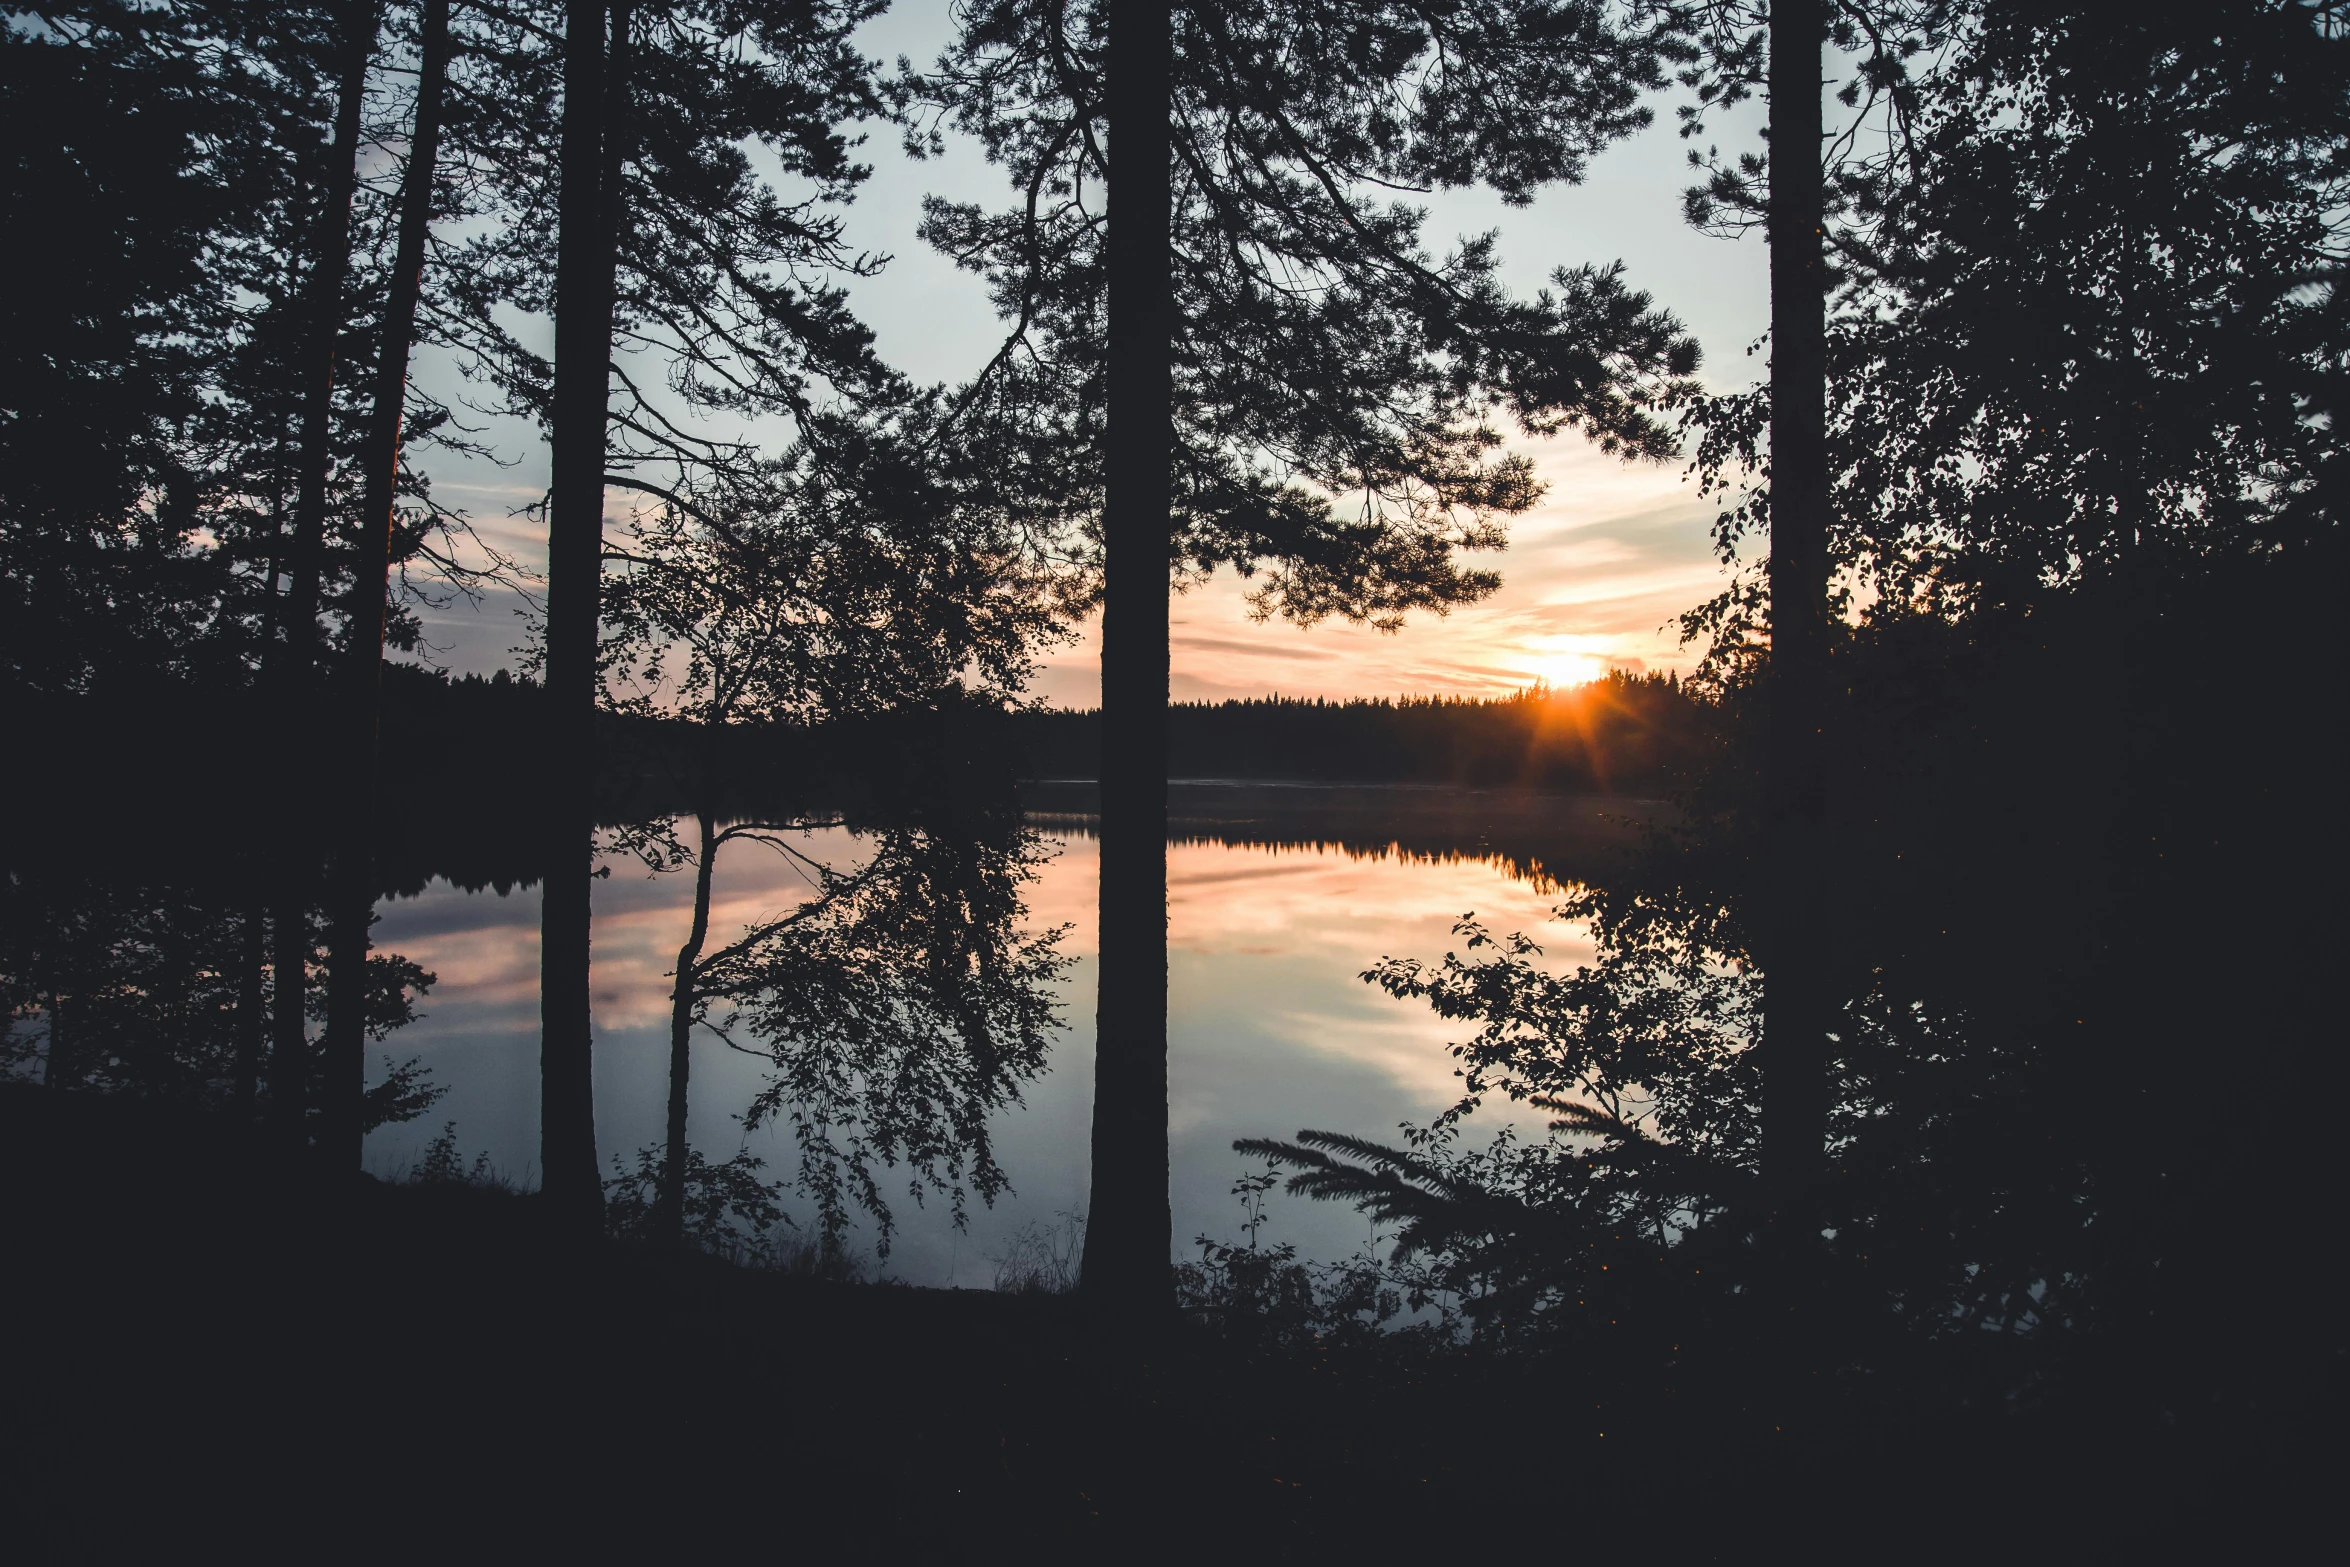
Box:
[1523,648,1614,690]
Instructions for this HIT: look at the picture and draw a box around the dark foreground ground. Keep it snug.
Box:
[1,1086,2333,1565]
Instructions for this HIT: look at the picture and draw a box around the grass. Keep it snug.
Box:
[988,1213,1085,1295]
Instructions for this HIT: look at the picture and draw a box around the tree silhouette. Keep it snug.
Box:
[699,822,1069,1256]
[1,849,439,1136]
[596,425,1062,1249]
[917,0,1700,1312]
[539,0,629,1231]
[263,1,378,1147]
[1235,0,2348,1414]
[321,0,451,1174]
[0,2,268,695]
[438,0,899,1231]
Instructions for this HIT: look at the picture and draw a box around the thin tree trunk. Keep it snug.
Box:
[1763,0,1831,1208]
[322,0,452,1174]
[234,903,268,1114]
[271,1,377,1144]
[269,911,311,1130]
[1078,0,1175,1313]
[42,993,69,1090]
[260,243,300,630]
[540,0,631,1233]
[284,5,372,679]
[657,807,718,1249]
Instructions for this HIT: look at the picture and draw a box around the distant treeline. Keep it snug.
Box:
[374,665,1028,820]
[14,672,1702,879]
[12,665,1029,897]
[1015,672,1705,793]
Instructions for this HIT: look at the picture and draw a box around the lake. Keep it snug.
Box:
[365,783,1664,1284]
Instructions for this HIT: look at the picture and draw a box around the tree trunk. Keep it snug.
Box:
[1763,0,1831,1209]
[42,993,69,1090]
[322,0,451,1174]
[269,910,310,1130]
[234,903,268,1114]
[1078,0,1175,1313]
[657,808,718,1249]
[270,1,376,1145]
[540,0,631,1233]
[283,1,375,687]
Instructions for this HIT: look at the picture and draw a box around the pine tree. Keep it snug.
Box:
[488,0,900,1229]
[1759,0,1831,1232]
[266,1,379,1144]
[539,0,627,1232]
[917,0,1698,1313]
[320,0,451,1173]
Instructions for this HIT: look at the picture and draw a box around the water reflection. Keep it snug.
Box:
[368,785,1629,1284]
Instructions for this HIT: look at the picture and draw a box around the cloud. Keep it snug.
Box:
[1140,438,1731,702]
[1170,631,1342,663]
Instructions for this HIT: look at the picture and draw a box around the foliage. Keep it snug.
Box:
[441,0,901,502]
[603,1139,789,1261]
[597,414,1070,737]
[988,1211,1085,1295]
[359,1053,447,1134]
[2,1,301,694]
[1248,548,2341,1393]
[910,0,1702,624]
[1675,0,2350,652]
[1831,0,2349,603]
[1,2,526,697]
[407,1120,499,1189]
[705,825,1071,1253]
[1174,1161,1466,1351]
[0,862,435,1118]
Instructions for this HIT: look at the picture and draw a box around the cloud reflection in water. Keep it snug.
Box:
[368,811,1591,1286]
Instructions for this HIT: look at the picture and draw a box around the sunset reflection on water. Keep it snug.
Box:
[367,804,1599,1285]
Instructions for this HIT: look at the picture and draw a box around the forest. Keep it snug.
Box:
[1019,674,1710,789]
[2,0,2343,1559]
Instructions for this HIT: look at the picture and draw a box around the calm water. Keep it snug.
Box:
[364,785,1657,1283]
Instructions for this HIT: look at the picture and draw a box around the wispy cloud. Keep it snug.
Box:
[1033,431,1733,706]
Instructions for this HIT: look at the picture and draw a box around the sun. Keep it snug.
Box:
[1525,649,1611,691]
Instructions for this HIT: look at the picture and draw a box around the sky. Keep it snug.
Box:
[406,1,1771,707]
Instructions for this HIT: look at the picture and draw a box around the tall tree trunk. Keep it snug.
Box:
[234,903,268,1114]
[270,1,376,1144]
[657,807,718,1249]
[1763,0,1831,1210]
[1078,0,1175,1313]
[322,0,452,1174]
[284,2,374,684]
[541,0,630,1232]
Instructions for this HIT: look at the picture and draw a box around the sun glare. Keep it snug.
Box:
[1527,650,1611,691]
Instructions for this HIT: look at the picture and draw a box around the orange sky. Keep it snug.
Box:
[1030,437,1729,708]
